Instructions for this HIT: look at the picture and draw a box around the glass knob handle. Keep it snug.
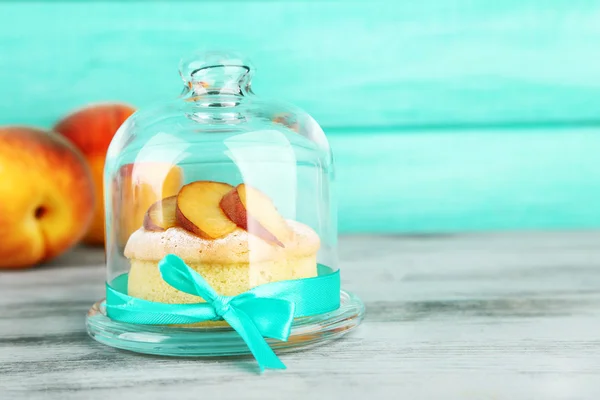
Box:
[179,50,254,96]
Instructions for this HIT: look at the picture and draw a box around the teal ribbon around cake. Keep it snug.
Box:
[104,254,341,372]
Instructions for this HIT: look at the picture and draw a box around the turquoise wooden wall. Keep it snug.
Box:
[1,1,599,232]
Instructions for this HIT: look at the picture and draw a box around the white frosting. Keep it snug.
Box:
[124,219,320,263]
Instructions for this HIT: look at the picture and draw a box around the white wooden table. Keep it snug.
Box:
[1,233,599,399]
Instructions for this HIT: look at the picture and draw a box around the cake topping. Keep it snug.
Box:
[124,220,320,263]
[143,196,178,231]
[175,181,237,239]
[135,179,295,249]
[220,184,292,247]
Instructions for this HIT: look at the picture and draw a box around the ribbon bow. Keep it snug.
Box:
[161,254,295,370]
[106,255,341,372]
[108,254,294,371]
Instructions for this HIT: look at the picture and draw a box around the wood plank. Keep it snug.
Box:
[0,1,599,128]
[1,233,600,399]
[2,2,600,232]
[331,126,600,232]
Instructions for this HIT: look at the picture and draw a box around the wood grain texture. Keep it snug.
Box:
[0,1,599,128]
[331,125,600,232]
[1,233,600,399]
[1,1,600,232]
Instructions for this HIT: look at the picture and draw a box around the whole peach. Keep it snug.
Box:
[54,103,135,245]
[0,127,95,268]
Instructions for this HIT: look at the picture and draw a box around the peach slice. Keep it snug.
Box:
[175,181,238,239]
[143,196,177,232]
[115,163,183,247]
[220,184,291,247]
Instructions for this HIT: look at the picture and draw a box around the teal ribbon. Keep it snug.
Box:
[105,254,341,372]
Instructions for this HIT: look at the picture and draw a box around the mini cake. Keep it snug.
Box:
[123,180,320,305]
[125,221,319,303]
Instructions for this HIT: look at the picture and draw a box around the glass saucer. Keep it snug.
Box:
[86,289,364,356]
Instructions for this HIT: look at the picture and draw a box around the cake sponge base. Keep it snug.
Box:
[128,255,318,304]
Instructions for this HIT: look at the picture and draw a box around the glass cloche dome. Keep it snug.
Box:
[105,51,336,291]
[87,51,363,365]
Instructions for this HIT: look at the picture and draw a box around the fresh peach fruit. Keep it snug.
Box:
[176,181,237,239]
[0,126,95,269]
[220,184,291,247]
[54,103,135,245]
[143,196,177,232]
